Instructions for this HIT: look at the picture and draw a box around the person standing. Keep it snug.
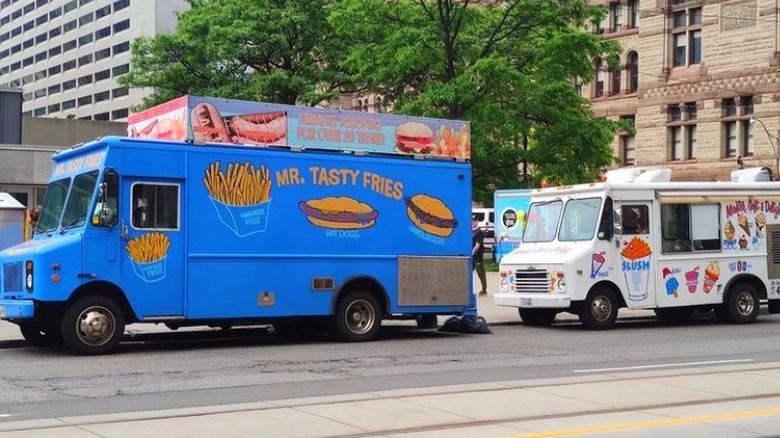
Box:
[472,215,487,296]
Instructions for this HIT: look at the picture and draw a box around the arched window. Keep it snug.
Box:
[374,96,383,113]
[595,58,605,97]
[628,51,639,93]
[356,99,363,111]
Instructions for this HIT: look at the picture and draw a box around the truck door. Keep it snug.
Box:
[618,202,657,308]
[120,180,185,318]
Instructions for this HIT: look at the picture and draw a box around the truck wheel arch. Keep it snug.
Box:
[332,276,389,316]
[723,273,767,301]
[68,280,138,324]
[584,280,627,309]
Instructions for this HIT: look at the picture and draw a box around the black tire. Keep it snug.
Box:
[333,291,382,342]
[723,283,760,324]
[19,320,63,348]
[518,308,557,326]
[164,323,180,331]
[60,296,125,355]
[578,287,619,330]
[654,307,695,325]
[416,314,438,330]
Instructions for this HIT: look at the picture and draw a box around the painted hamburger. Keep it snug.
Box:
[299,197,378,229]
[405,194,458,237]
[395,122,434,154]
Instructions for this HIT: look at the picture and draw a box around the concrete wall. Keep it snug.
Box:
[0,145,60,186]
[21,116,126,147]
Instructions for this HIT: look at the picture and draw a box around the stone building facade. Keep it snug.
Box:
[588,0,780,181]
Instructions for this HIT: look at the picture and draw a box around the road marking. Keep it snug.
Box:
[573,359,754,373]
[507,406,780,437]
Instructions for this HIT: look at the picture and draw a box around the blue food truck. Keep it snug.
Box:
[0,96,476,355]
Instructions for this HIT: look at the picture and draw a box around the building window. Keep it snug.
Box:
[78,74,93,86]
[63,19,76,33]
[34,69,46,80]
[63,59,76,71]
[95,90,110,102]
[63,79,76,90]
[78,33,93,47]
[610,67,621,95]
[671,7,702,67]
[619,115,635,166]
[112,63,129,77]
[33,107,47,117]
[610,3,623,32]
[78,54,93,67]
[112,86,129,98]
[49,26,61,38]
[113,41,129,55]
[722,96,754,158]
[95,69,110,81]
[48,103,61,114]
[667,103,698,161]
[78,95,92,106]
[35,51,47,62]
[34,88,47,99]
[112,108,128,120]
[23,38,34,49]
[95,5,111,19]
[627,51,639,93]
[62,99,76,110]
[95,26,111,40]
[114,0,130,12]
[48,45,61,57]
[35,14,47,26]
[79,12,93,26]
[35,32,47,44]
[95,47,111,61]
[64,1,77,14]
[49,6,62,20]
[94,112,110,121]
[48,65,61,75]
[595,58,605,97]
[113,19,130,33]
[63,39,77,52]
[47,84,60,95]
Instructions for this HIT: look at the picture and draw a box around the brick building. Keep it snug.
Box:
[587,0,780,181]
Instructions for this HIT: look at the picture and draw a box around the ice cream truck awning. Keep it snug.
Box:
[0,193,25,210]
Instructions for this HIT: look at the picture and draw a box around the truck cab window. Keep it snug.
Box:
[60,171,99,230]
[131,183,179,230]
[598,197,613,240]
[621,205,649,235]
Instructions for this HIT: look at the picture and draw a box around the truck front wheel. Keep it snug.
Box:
[578,287,618,330]
[19,321,63,348]
[61,296,125,355]
[333,291,382,342]
[721,283,760,324]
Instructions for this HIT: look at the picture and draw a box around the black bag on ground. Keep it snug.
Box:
[438,315,492,334]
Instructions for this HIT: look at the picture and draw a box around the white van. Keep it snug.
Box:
[472,207,494,239]
[494,167,780,329]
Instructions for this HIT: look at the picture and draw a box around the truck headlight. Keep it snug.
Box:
[25,260,33,292]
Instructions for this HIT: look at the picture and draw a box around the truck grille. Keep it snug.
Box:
[3,262,23,293]
[515,269,550,293]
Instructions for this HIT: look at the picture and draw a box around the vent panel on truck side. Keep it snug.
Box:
[398,257,470,306]
[768,225,780,279]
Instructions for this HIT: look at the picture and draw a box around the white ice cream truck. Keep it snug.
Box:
[494,167,780,329]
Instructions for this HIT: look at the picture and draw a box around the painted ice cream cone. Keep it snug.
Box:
[738,213,750,236]
[724,219,736,242]
[756,212,766,238]
[702,261,720,293]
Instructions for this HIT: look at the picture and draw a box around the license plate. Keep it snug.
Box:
[0,306,5,319]
[520,298,532,307]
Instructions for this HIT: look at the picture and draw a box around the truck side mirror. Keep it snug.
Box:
[93,170,118,228]
[612,204,623,246]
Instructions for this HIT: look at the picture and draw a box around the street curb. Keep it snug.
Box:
[486,315,658,327]
[2,361,780,433]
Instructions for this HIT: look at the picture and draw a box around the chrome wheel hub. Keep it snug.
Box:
[345,299,375,335]
[76,306,115,347]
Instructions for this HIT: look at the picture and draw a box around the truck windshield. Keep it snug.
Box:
[523,199,562,243]
[37,177,71,233]
[59,170,100,231]
[558,197,602,241]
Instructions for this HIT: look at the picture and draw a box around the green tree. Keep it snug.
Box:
[120,0,354,109]
[330,0,622,203]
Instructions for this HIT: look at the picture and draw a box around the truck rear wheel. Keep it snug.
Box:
[61,296,125,355]
[519,308,557,326]
[578,287,618,330]
[333,291,382,342]
[721,283,760,324]
[19,321,63,348]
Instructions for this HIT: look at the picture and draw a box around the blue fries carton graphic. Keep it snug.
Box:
[204,161,273,237]
[126,232,170,283]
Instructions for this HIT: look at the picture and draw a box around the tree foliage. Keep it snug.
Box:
[330,0,622,203]
[120,0,353,108]
[122,0,622,204]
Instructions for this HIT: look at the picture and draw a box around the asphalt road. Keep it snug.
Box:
[4,315,780,424]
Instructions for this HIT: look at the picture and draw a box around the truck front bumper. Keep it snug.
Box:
[0,300,35,320]
[494,293,571,309]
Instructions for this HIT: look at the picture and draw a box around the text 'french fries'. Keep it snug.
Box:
[203,161,272,206]
[126,232,170,263]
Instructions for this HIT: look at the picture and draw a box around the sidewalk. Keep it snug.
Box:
[2,361,780,437]
[0,271,656,343]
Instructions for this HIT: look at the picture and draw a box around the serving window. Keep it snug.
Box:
[661,203,721,253]
[131,183,180,230]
